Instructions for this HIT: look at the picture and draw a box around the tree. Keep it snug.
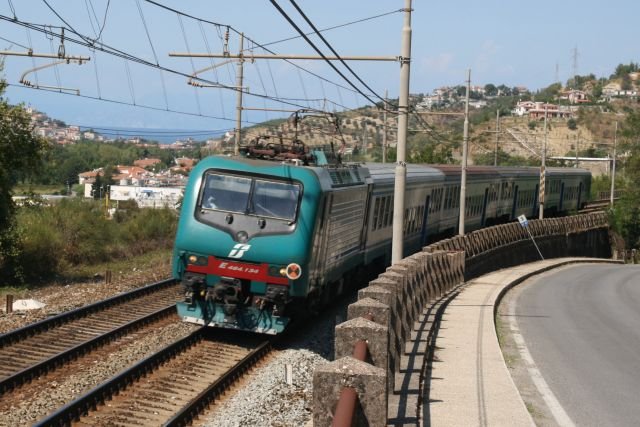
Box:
[0,68,48,282]
[567,118,578,130]
[484,84,498,97]
[609,110,640,248]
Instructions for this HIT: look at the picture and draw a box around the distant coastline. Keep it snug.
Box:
[78,126,225,144]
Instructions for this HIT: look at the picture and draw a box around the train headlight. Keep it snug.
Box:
[285,263,302,280]
[186,255,208,265]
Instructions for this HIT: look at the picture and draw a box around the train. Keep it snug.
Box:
[172,150,590,334]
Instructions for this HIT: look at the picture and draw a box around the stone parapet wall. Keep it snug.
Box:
[313,212,611,426]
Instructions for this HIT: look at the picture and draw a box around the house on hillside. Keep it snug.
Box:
[602,82,621,97]
[559,89,589,104]
[134,158,162,169]
[78,165,152,187]
[171,157,197,174]
[78,169,102,185]
[513,101,573,119]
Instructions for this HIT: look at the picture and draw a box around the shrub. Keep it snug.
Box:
[13,199,177,282]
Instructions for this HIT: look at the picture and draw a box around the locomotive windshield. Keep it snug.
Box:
[201,172,301,221]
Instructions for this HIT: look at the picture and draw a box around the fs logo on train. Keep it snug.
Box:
[228,244,251,259]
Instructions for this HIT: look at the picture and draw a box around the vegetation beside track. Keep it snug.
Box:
[2,199,176,286]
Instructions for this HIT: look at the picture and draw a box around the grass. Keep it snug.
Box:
[61,248,173,282]
[0,248,173,299]
[14,184,67,195]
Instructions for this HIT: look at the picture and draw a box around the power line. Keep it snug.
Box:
[268,0,380,107]
[140,0,374,98]
[0,14,327,112]
[0,35,30,50]
[258,8,403,50]
[6,82,262,125]
[287,0,389,106]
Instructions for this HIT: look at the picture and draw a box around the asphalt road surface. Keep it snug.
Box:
[515,264,640,427]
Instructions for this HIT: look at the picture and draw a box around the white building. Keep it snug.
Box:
[109,185,184,209]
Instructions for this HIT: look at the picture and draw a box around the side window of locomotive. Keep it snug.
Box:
[372,198,381,231]
[202,173,251,213]
[253,179,301,221]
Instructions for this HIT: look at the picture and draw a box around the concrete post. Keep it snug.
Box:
[335,317,389,378]
[313,357,387,427]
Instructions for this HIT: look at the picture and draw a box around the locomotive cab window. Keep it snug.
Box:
[200,172,301,222]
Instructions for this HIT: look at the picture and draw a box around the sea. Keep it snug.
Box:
[79,127,226,144]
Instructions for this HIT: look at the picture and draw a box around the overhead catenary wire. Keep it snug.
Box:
[287,0,392,108]
[199,20,226,117]
[257,8,403,50]
[268,0,381,108]
[140,0,373,98]
[1,5,404,130]
[3,5,385,118]
[7,82,262,124]
[177,13,202,115]
[0,15,325,112]
[0,35,28,50]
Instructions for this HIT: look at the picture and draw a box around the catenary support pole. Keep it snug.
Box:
[610,121,618,206]
[234,33,244,156]
[458,69,471,236]
[494,109,500,166]
[383,89,388,164]
[391,0,412,264]
[539,104,548,219]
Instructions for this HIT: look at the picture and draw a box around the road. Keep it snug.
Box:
[513,264,640,426]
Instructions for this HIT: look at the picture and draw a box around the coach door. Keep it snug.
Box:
[480,188,489,227]
[420,194,431,246]
[511,185,519,220]
[533,184,539,217]
[559,182,565,212]
[577,182,583,210]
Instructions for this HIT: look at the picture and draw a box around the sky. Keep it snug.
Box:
[0,0,638,137]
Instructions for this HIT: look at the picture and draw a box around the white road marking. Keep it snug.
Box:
[508,297,576,427]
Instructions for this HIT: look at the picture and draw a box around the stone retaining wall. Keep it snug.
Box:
[313,212,611,426]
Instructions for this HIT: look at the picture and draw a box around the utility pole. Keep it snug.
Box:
[382,89,388,164]
[610,121,618,206]
[539,104,548,219]
[391,0,412,264]
[170,39,397,157]
[458,69,471,236]
[575,131,580,168]
[362,121,367,157]
[234,33,245,156]
[494,109,500,166]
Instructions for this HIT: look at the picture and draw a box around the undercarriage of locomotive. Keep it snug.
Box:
[178,272,290,334]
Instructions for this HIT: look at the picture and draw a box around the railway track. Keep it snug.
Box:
[0,279,181,394]
[579,199,612,214]
[37,328,271,426]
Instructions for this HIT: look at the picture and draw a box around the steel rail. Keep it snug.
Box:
[0,278,175,348]
[34,328,207,427]
[165,339,272,426]
[35,329,272,427]
[0,304,175,394]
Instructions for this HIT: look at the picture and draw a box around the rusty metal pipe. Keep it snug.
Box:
[352,340,368,361]
[332,386,358,427]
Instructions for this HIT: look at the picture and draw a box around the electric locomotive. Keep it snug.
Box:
[173,152,366,334]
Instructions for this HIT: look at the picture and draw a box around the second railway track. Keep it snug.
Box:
[0,279,181,394]
[37,328,271,426]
